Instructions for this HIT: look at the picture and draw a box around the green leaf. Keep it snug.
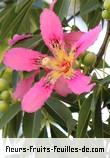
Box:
[46,97,75,135]
[39,126,48,138]
[12,70,19,89]
[87,8,102,29]
[0,104,21,129]
[76,95,92,138]
[80,0,100,16]
[103,123,110,138]
[100,76,110,85]
[91,86,101,112]
[23,110,42,138]
[0,0,36,38]
[3,111,22,138]
[15,0,32,13]
[51,124,67,138]
[94,98,103,138]
[0,64,5,73]
[55,0,71,21]
[13,34,42,49]
[14,111,23,136]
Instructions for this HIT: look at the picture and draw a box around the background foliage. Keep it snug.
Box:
[0,0,110,138]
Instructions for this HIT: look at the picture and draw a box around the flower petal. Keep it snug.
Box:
[64,31,84,48]
[40,9,64,50]
[8,34,32,46]
[50,0,58,10]
[13,72,38,100]
[67,70,95,95]
[75,26,101,57]
[4,48,44,72]
[22,77,54,113]
[54,76,72,96]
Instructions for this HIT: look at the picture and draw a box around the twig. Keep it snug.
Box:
[66,11,80,23]
[95,21,110,67]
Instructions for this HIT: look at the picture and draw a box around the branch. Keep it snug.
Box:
[95,21,110,66]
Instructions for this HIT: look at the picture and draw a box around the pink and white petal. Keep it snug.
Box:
[13,72,38,100]
[4,48,44,72]
[67,70,95,95]
[8,34,32,46]
[54,76,72,96]
[40,9,64,50]
[50,0,58,10]
[64,31,84,48]
[22,77,54,113]
[75,26,101,57]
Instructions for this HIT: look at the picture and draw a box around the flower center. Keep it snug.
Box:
[60,60,71,73]
[41,49,75,82]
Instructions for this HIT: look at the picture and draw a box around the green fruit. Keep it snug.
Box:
[0,78,9,91]
[80,51,88,60]
[83,52,97,66]
[1,90,10,100]
[102,10,110,20]
[2,68,12,84]
[104,0,110,11]
[0,101,8,112]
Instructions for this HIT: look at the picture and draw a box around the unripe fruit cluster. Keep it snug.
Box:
[102,0,110,20]
[0,78,11,112]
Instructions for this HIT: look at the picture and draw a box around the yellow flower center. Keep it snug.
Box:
[41,48,75,83]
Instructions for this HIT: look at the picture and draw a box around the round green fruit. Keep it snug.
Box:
[104,0,110,11]
[2,68,12,84]
[0,78,9,91]
[83,52,97,66]
[0,101,8,112]
[102,10,110,20]
[80,51,88,60]
[1,90,10,100]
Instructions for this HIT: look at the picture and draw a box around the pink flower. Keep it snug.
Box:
[3,2,101,113]
[8,34,32,46]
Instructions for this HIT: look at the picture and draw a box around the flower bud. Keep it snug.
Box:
[83,52,97,66]
[104,0,110,11]
[0,78,9,91]
[2,69,12,83]
[102,10,110,20]
[0,100,8,112]
[1,90,10,100]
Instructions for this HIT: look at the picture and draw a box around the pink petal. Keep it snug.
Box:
[22,77,54,113]
[4,48,44,72]
[67,70,95,95]
[8,34,32,46]
[13,72,37,100]
[50,0,58,10]
[40,9,64,50]
[64,31,84,48]
[54,76,72,96]
[75,26,101,57]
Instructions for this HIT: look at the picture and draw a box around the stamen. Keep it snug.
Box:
[49,38,62,50]
[41,57,51,66]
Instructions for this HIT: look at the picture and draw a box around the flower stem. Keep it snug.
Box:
[95,21,110,67]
